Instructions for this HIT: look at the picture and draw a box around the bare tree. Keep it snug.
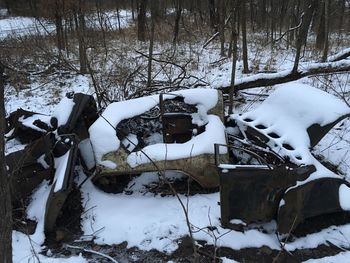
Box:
[229,0,239,114]
[0,62,13,263]
[173,0,183,44]
[321,0,329,62]
[292,0,316,73]
[218,0,226,56]
[147,0,160,88]
[208,0,217,30]
[72,0,88,74]
[137,0,148,42]
[241,0,249,73]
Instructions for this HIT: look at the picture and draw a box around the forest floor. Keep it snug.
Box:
[2,8,350,263]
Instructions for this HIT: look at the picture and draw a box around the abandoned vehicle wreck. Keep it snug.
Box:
[5,84,350,242]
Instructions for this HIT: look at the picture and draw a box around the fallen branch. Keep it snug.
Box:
[327,47,350,62]
[66,244,119,263]
[202,14,232,49]
[219,49,350,93]
[274,12,304,43]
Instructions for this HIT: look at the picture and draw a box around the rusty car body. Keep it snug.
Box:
[5,85,350,237]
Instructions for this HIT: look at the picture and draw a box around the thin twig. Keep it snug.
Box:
[66,244,119,263]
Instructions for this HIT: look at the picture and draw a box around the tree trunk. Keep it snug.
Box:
[229,1,239,114]
[73,2,87,74]
[292,0,316,73]
[147,19,154,88]
[4,0,11,15]
[0,62,13,263]
[173,0,183,44]
[116,7,121,32]
[338,0,345,34]
[78,13,87,74]
[208,0,217,30]
[55,14,64,57]
[241,0,249,73]
[249,0,254,32]
[321,0,329,62]
[131,0,135,20]
[137,0,148,42]
[218,0,225,57]
[147,0,157,88]
[54,0,65,56]
[258,0,267,31]
[315,0,325,50]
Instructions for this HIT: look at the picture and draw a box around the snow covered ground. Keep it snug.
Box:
[3,14,350,262]
[0,16,55,39]
[7,80,350,263]
[0,9,132,40]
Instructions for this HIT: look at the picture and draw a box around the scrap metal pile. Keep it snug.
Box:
[5,85,350,239]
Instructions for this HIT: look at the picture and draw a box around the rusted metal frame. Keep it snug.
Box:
[277,178,350,234]
[219,163,315,230]
[214,143,273,169]
[44,135,79,234]
[226,132,285,164]
[160,92,201,144]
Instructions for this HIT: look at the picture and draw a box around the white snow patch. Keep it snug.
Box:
[230,219,247,226]
[145,132,163,145]
[339,184,350,210]
[79,139,96,170]
[0,16,55,39]
[121,133,138,152]
[53,150,70,192]
[285,224,350,251]
[221,257,240,263]
[5,138,26,155]
[127,115,226,167]
[279,199,285,207]
[303,251,350,263]
[52,97,75,127]
[37,154,50,169]
[219,164,269,170]
[81,178,279,253]
[19,114,51,132]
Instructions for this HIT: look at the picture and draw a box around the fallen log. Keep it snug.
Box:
[219,49,350,93]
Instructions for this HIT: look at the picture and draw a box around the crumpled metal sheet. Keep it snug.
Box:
[277,178,350,234]
[219,160,315,230]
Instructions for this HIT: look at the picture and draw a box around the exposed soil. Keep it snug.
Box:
[93,174,137,194]
[44,235,348,263]
[146,177,219,196]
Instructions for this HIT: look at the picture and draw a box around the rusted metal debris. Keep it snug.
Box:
[219,85,350,234]
[7,134,55,206]
[44,135,79,234]
[6,109,52,143]
[277,178,349,234]
[94,91,226,189]
[6,92,97,235]
[216,144,316,232]
[5,88,350,238]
